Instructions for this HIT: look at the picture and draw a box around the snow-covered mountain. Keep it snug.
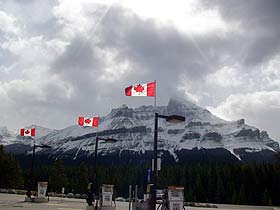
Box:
[0,125,54,145]
[0,127,17,145]
[2,98,279,162]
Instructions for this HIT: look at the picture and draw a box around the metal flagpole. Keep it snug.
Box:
[86,118,99,207]
[27,134,36,198]
[153,80,158,210]
[94,123,99,175]
[154,80,157,174]
[93,119,99,209]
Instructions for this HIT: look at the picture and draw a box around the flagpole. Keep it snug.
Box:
[27,134,36,198]
[93,118,99,206]
[86,117,99,207]
[94,120,99,179]
[152,80,158,210]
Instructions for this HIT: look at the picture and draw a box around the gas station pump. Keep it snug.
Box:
[100,184,115,210]
[167,186,184,210]
[86,184,115,210]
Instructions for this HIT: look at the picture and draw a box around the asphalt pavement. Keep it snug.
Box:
[0,193,279,210]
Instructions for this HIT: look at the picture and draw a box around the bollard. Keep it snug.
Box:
[129,185,132,210]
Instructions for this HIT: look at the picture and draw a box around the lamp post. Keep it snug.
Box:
[151,113,185,210]
[27,144,51,197]
[87,137,117,207]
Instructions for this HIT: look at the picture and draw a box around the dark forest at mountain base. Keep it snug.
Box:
[5,146,278,168]
[1,145,280,206]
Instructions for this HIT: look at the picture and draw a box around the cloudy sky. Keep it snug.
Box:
[1,0,280,140]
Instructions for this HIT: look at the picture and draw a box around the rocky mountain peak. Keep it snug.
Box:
[109,104,134,118]
[260,131,269,139]
[166,97,199,115]
[166,97,224,124]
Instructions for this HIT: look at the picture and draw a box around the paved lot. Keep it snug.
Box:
[0,193,279,210]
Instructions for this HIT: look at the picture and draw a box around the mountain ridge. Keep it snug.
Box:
[1,97,279,162]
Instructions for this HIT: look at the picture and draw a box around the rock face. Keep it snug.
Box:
[1,97,279,162]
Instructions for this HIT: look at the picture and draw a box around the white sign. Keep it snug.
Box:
[37,182,48,198]
[168,188,184,201]
[151,158,161,171]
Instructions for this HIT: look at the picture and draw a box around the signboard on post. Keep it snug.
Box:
[152,158,161,171]
[37,182,48,198]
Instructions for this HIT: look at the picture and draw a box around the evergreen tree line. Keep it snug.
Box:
[1,146,280,206]
[0,145,23,188]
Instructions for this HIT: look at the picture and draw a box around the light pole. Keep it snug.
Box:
[27,144,51,197]
[151,113,185,210]
[87,137,117,207]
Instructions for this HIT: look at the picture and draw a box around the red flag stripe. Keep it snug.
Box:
[20,129,25,136]
[147,81,155,97]
[31,128,36,137]
[125,86,132,96]
[78,117,84,126]
[93,117,99,127]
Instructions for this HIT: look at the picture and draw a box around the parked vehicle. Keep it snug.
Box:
[0,189,8,193]
[8,189,16,194]
[81,194,87,199]
[75,194,81,199]
[67,193,74,198]
[115,197,126,202]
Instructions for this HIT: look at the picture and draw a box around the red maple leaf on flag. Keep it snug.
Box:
[25,130,30,134]
[134,84,144,93]
[85,118,91,124]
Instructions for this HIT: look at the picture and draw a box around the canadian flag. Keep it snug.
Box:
[125,81,155,97]
[20,128,36,137]
[78,117,99,127]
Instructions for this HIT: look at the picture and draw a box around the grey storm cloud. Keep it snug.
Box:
[99,6,212,79]
[202,0,280,66]
[53,37,102,76]
[50,37,109,115]
[49,5,228,111]
[95,6,232,96]
[0,0,58,35]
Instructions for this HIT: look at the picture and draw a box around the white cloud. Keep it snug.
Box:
[52,0,234,42]
[53,1,91,39]
[96,49,131,82]
[2,36,68,66]
[209,91,280,140]
[120,0,232,34]
[0,76,74,129]
[0,10,20,34]
[206,65,244,87]
[1,79,43,101]
[0,64,15,74]
[260,55,280,89]
[53,0,115,40]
